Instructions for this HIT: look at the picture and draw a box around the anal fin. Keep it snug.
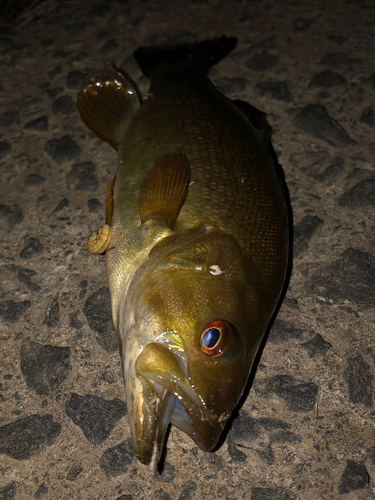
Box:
[78,68,141,150]
[139,152,191,228]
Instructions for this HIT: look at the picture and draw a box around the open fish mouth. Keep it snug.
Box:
[133,337,223,469]
[135,377,196,470]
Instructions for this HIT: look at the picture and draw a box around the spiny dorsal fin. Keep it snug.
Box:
[77,68,140,150]
[139,152,191,228]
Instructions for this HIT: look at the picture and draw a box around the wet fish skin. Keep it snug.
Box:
[78,37,289,468]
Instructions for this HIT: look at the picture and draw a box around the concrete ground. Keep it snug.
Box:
[0,0,374,498]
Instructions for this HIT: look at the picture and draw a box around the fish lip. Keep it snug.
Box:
[134,341,224,465]
[136,341,202,409]
[152,330,189,378]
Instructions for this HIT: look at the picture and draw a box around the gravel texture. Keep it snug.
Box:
[0,0,374,499]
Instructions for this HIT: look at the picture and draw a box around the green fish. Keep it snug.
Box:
[78,37,289,469]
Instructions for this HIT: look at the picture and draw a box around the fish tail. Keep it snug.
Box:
[134,36,237,77]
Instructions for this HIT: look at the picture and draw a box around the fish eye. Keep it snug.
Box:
[200,319,243,359]
[202,327,221,349]
[200,320,225,357]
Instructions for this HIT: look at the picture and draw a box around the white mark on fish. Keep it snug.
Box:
[149,440,159,473]
[209,265,225,276]
[218,411,231,423]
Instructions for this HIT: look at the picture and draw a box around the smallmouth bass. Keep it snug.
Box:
[78,37,289,469]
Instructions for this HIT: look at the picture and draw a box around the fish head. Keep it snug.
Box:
[120,222,268,467]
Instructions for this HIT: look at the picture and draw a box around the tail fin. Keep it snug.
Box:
[134,36,237,77]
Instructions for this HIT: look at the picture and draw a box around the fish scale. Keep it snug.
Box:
[113,84,284,278]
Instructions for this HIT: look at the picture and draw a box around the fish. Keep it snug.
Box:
[77,36,289,469]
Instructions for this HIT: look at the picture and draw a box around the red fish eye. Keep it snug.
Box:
[200,320,225,357]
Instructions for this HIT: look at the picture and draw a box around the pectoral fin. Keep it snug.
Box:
[78,68,141,150]
[139,152,191,228]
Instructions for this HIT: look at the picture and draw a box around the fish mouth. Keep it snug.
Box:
[133,340,224,468]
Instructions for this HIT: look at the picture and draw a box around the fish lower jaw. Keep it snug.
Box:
[149,439,161,473]
[132,384,174,468]
[131,343,225,466]
[135,378,223,464]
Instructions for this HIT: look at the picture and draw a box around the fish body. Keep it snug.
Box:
[78,37,289,468]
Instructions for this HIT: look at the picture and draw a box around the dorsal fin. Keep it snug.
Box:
[232,99,281,166]
[139,152,191,228]
[77,68,141,150]
[232,100,272,141]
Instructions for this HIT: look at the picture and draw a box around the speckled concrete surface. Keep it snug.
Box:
[1,0,375,499]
